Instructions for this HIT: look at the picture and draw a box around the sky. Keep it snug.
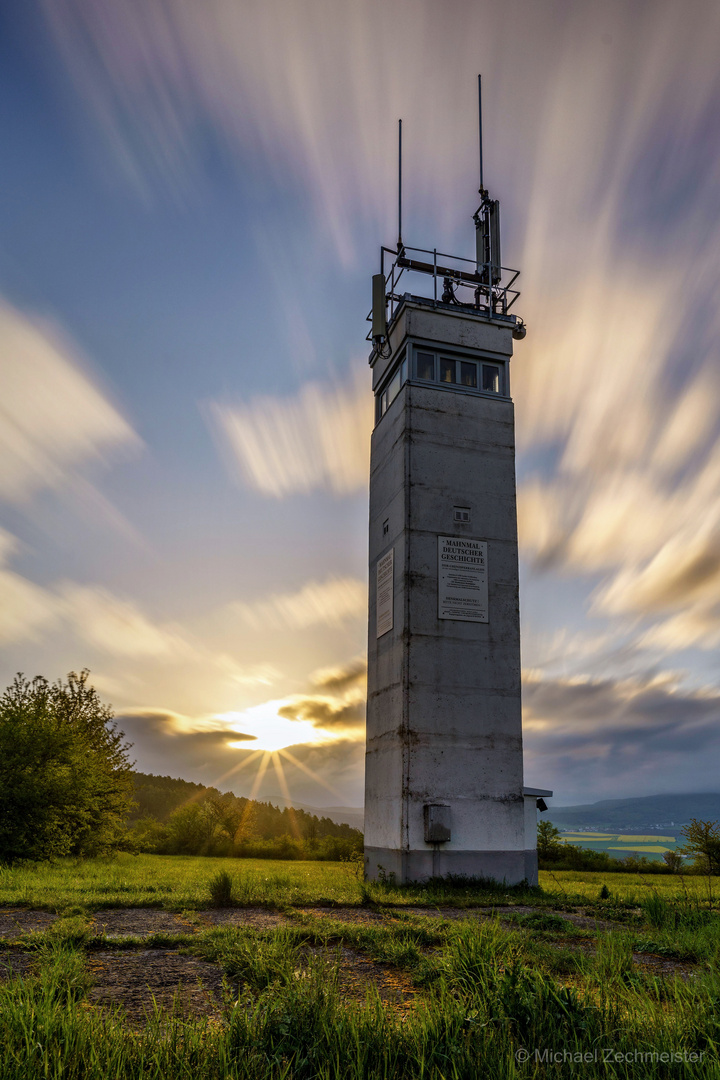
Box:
[1,0,720,809]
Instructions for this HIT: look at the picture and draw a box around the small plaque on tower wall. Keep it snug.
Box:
[438,536,488,622]
[376,548,394,638]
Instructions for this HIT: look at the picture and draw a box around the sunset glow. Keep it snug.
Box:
[218,702,329,754]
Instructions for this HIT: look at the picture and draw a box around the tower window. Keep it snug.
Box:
[440,358,456,384]
[410,347,506,397]
[375,352,407,422]
[460,362,477,388]
[453,506,471,523]
[482,364,500,393]
[386,367,402,407]
[416,352,435,380]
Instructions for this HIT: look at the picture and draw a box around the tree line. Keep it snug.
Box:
[128,773,362,860]
[0,672,361,864]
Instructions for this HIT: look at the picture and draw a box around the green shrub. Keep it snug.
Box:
[209,870,235,907]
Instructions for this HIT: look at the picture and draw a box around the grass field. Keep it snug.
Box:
[1,854,717,910]
[1,856,720,1077]
[0,854,364,911]
[540,869,720,906]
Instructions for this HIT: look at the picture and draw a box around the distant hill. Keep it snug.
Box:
[546,793,720,832]
[126,772,362,859]
[129,772,363,834]
[129,772,215,822]
[129,774,364,831]
[262,795,364,831]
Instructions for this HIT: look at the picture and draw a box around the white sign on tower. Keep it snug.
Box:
[437,536,488,622]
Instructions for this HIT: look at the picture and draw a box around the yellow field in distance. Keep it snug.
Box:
[560,833,675,843]
[608,844,670,853]
[560,833,614,840]
[615,835,675,842]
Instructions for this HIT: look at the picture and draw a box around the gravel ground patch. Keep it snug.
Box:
[0,951,36,980]
[197,908,290,930]
[383,905,619,931]
[300,943,420,1012]
[86,949,228,1024]
[0,909,58,939]
[90,909,197,937]
[295,907,410,926]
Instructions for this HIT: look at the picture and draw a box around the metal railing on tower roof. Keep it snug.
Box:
[366,243,521,345]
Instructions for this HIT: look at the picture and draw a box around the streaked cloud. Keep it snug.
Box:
[0,541,255,690]
[518,434,720,650]
[309,655,367,693]
[0,301,140,503]
[639,607,720,653]
[510,6,720,659]
[226,576,366,631]
[57,583,194,660]
[277,653,366,736]
[0,529,60,644]
[278,695,365,735]
[40,0,507,258]
[209,371,370,497]
[523,670,720,803]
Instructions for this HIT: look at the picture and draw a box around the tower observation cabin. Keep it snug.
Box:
[364,81,551,885]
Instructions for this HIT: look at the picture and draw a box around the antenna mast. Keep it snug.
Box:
[473,74,501,298]
[478,74,484,193]
[397,119,403,251]
[369,77,524,349]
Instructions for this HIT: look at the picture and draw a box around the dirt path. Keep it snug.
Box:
[86,949,229,1025]
[0,951,36,980]
[197,907,289,930]
[0,909,58,939]
[91,909,197,937]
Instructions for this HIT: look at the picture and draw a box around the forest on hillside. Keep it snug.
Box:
[127,773,363,860]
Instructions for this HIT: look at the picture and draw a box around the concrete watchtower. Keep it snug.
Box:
[364,92,550,885]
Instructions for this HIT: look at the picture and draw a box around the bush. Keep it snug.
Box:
[0,671,133,863]
[209,870,235,906]
[678,819,720,875]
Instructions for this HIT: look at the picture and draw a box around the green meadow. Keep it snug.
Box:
[1,855,720,1077]
[0,853,709,910]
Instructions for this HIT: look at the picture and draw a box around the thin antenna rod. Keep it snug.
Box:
[477,74,484,192]
[397,118,403,250]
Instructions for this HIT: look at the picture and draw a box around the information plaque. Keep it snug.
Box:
[438,536,488,622]
[376,549,394,638]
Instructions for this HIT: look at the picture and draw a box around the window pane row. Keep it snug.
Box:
[376,348,504,424]
[415,351,502,394]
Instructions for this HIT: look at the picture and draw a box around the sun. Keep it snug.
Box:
[215,700,322,753]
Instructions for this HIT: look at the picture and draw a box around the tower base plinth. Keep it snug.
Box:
[364,846,538,887]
